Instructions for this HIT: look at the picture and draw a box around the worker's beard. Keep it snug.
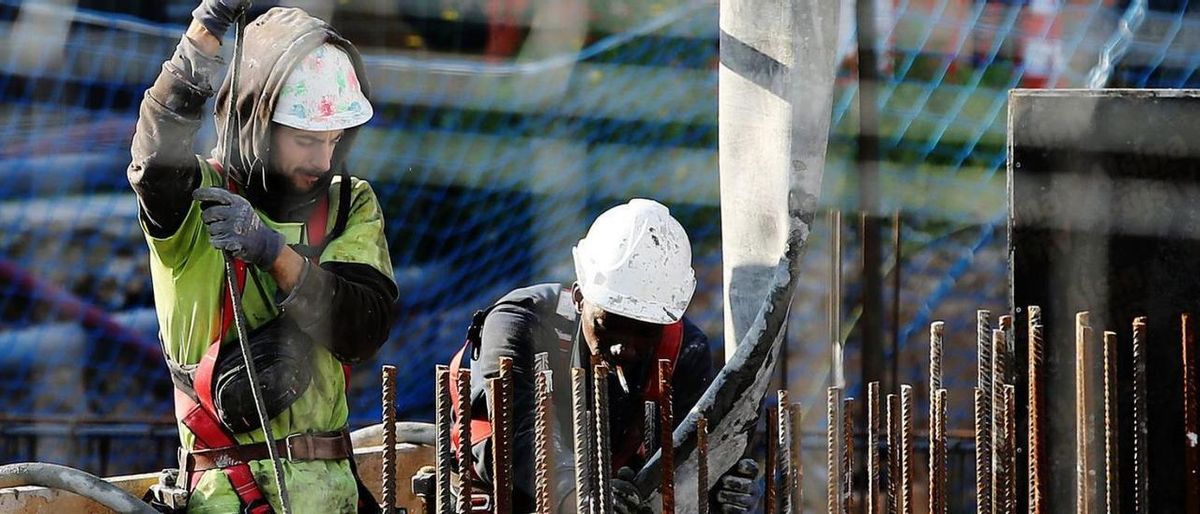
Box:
[242,163,334,222]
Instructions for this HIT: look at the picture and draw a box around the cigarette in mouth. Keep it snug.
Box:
[615,365,630,394]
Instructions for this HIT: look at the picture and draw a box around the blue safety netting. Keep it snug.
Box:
[0,0,1195,481]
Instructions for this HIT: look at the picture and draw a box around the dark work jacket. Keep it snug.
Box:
[466,283,714,512]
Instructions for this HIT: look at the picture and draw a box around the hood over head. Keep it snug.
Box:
[212,7,372,221]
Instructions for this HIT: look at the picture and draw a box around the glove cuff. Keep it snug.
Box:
[254,229,285,268]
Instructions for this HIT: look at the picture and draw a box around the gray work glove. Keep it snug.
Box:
[612,467,652,514]
[711,458,758,513]
[193,187,284,267]
[191,0,252,39]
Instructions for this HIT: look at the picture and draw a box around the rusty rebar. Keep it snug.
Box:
[779,390,792,514]
[1184,313,1200,513]
[929,388,946,514]
[991,327,1008,511]
[887,393,899,514]
[790,402,804,514]
[899,385,913,514]
[930,321,944,401]
[435,366,452,514]
[1077,312,1102,514]
[492,357,515,514]
[975,387,991,514]
[1000,385,1016,514]
[843,397,854,514]
[571,367,593,514]
[456,369,473,514]
[1028,306,1044,514]
[1131,317,1148,514]
[827,387,843,514]
[1000,314,1014,386]
[766,402,777,514]
[1102,331,1119,514]
[593,363,614,514]
[382,365,398,514]
[533,358,553,514]
[868,382,881,514]
[697,416,709,514]
[658,359,675,514]
[644,401,657,459]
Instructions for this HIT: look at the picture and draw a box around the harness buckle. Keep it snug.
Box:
[284,433,312,461]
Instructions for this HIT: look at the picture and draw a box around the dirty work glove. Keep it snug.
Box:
[193,187,284,268]
[192,0,252,39]
[711,458,758,513]
[612,467,652,514]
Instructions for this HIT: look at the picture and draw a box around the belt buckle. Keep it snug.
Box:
[284,433,311,461]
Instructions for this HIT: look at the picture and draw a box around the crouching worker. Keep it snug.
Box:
[450,199,758,513]
[128,1,397,512]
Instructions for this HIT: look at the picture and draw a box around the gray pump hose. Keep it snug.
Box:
[0,462,157,514]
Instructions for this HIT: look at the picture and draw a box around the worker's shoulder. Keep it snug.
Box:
[679,316,710,350]
[489,283,566,317]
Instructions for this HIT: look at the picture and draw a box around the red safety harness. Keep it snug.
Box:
[447,304,684,472]
[171,161,347,513]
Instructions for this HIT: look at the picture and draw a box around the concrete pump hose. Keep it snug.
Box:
[0,462,157,514]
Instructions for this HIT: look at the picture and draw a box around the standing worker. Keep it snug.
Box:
[128,1,397,512]
[453,199,759,513]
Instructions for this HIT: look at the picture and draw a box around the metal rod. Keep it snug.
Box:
[1184,313,1200,513]
[843,397,854,514]
[899,385,913,514]
[1131,317,1148,514]
[1102,331,1119,514]
[456,369,473,514]
[930,321,944,400]
[831,210,844,388]
[928,322,944,514]
[929,388,946,514]
[992,327,1007,510]
[891,211,902,396]
[827,387,843,514]
[493,357,515,514]
[533,358,553,514]
[976,310,993,514]
[1000,314,1014,386]
[779,391,792,514]
[644,401,658,459]
[1028,306,1045,514]
[570,368,593,514]
[593,363,614,514]
[1002,385,1016,514]
[790,402,804,514]
[658,359,675,514]
[382,365,398,513]
[868,382,881,514]
[887,393,899,514]
[698,416,710,514]
[975,387,991,514]
[767,402,778,514]
[1077,312,1101,514]
[435,366,453,514]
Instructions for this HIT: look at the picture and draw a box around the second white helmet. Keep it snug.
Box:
[572,198,696,324]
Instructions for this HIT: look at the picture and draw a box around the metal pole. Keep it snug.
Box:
[891,212,902,396]
[1002,385,1016,514]
[992,328,1007,510]
[571,368,593,514]
[658,360,676,514]
[382,365,398,514]
[832,210,844,388]
[868,382,881,514]
[975,387,991,514]
[1131,317,1148,514]
[593,363,614,514]
[856,0,885,404]
[1102,331,1119,514]
[456,370,473,514]
[492,357,515,514]
[899,385,913,514]
[533,359,553,514]
[779,391,792,514]
[1077,312,1102,514]
[1028,306,1045,514]
[929,388,946,514]
[435,366,452,514]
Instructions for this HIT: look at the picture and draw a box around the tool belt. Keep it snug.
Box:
[184,429,353,473]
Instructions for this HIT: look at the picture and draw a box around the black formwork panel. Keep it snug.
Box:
[1009,89,1200,514]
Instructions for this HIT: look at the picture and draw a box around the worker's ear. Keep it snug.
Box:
[571,282,584,314]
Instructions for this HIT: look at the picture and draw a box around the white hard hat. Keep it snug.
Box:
[272,43,373,131]
[572,198,696,324]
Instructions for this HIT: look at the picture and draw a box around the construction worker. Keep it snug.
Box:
[454,199,758,513]
[128,1,396,512]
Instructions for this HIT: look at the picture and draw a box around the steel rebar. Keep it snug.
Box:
[779,391,792,514]
[975,387,991,514]
[930,321,944,402]
[1131,317,1148,514]
[698,416,710,514]
[456,369,473,514]
[767,403,777,514]
[1000,385,1016,514]
[868,382,881,514]
[571,368,593,514]
[843,397,854,514]
[899,385,913,514]
[1184,313,1200,513]
[827,387,843,514]
[658,359,675,514]
[493,357,515,514]
[435,366,453,514]
[887,393,899,514]
[790,402,804,514]
[930,388,946,514]
[593,363,614,514]
[1103,331,1119,514]
[1028,306,1045,514]
[382,365,398,514]
[1000,314,1014,386]
[533,358,553,514]
[644,401,658,459]
[1077,312,1102,514]
[992,327,1008,512]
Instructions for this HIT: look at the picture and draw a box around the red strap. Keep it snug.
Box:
[645,321,684,403]
[303,192,353,391]
[449,341,494,449]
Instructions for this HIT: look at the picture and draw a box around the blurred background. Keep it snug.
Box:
[0,0,1194,510]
